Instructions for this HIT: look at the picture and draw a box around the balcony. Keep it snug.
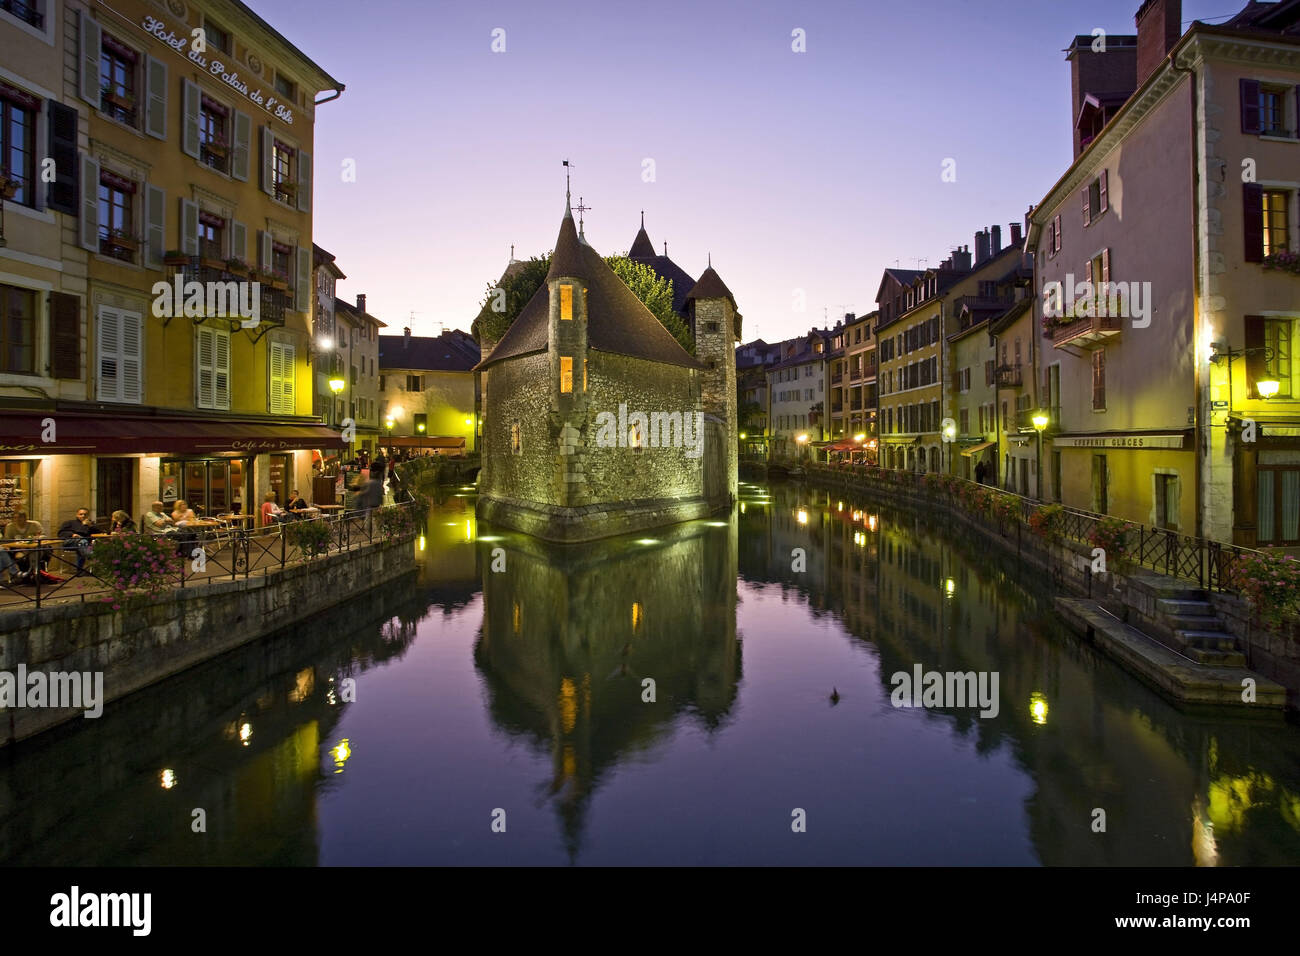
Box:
[850,368,863,382]
[171,257,288,332]
[1049,313,1122,349]
[994,363,1022,387]
[831,372,842,384]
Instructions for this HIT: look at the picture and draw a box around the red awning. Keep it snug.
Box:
[0,414,347,456]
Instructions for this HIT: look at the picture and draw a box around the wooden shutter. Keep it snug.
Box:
[1053,214,1062,252]
[214,330,230,409]
[1099,170,1109,213]
[296,245,310,312]
[144,184,164,268]
[97,307,120,401]
[269,342,284,412]
[49,292,81,380]
[260,126,274,195]
[231,220,246,262]
[1243,183,1264,262]
[1082,185,1091,226]
[1240,79,1261,134]
[280,344,295,412]
[297,149,311,212]
[258,230,271,270]
[145,55,167,139]
[180,198,198,255]
[121,310,142,403]
[1092,349,1105,410]
[196,327,215,407]
[1244,315,1266,398]
[79,11,102,106]
[79,154,99,251]
[1101,248,1110,285]
[181,79,200,158]
[231,110,251,181]
[47,101,78,214]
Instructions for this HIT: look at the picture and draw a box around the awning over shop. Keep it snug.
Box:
[0,414,347,456]
[960,441,997,457]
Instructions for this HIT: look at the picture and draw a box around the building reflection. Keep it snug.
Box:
[474,518,741,858]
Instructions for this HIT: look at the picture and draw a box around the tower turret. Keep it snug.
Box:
[547,205,590,503]
[685,262,740,502]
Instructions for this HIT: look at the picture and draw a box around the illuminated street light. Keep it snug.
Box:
[1258,379,1281,399]
[328,376,345,394]
[854,433,866,442]
[1032,411,1050,501]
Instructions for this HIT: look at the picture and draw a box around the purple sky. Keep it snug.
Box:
[255,0,1234,342]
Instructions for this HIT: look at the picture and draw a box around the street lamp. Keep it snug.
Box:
[1209,342,1281,402]
[328,375,345,427]
[1032,411,1050,500]
[942,421,956,474]
[1257,378,1281,399]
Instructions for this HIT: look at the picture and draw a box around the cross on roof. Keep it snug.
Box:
[575,196,592,235]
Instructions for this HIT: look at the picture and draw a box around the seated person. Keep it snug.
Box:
[261,491,290,526]
[57,507,96,572]
[1,510,47,582]
[143,501,175,535]
[171,500,197,525]
[287,489,309,512]
[110,510,136,534]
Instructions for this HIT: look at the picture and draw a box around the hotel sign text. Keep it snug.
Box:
[141,16,296,125]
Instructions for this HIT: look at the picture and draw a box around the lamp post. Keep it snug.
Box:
[942,421,956,474]
[328,374,345,427]
[1209,342,1280,405]
[1032,411,1049,500]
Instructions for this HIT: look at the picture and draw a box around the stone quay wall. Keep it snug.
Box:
[0,533,417,747]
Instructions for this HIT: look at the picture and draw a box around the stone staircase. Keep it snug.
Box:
[1150,588,1246,668]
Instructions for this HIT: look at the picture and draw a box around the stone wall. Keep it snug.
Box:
[0,532,417,746]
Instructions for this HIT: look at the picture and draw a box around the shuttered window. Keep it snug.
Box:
[96,305,141,403]
[1091,348,1106,411]
[49,291,80,380]
[268,342,295,414]
[196,325,230,409]
[0,283,37,374]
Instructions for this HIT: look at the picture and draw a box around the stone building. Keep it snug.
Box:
[475,199,738,542]
[626,213,698,336]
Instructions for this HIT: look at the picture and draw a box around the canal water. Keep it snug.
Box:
[2,481,1298,865]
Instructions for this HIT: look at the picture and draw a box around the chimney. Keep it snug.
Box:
[1010,221,1023,248]
[991,225,1002,256]
[844,312,855,323]
[974,229,990,266]
[403,326,410,348]
[1068,34,1137,159]
[1136,0,1181,88]
[950,246,972,271]
[356,293,366,314]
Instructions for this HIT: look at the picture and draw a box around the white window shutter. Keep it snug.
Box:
[121,310,142,403]
[297,149,311,212]
[196,327,213,408]
[269,343,284,413]
[180,198,198,255]
[181,79,200,158]
[259,230,271,270]
[260,126,273,195]
[214,330,230,409]
[296,246,310,313]
[80,154,100,251]
[231,220,246,263]
[145,184,165,268]
[282,344,295,412]
[97,307,121,401]
[231,111,251,181]
[80,12,102,106]
[146,56,167,139]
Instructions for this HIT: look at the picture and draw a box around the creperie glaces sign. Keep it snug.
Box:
[142,15,296,126]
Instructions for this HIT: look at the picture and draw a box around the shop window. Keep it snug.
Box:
[0,460,35,528]
[1258,467,1300,545]
[0,283,36,374]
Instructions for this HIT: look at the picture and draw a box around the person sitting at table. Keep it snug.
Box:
[170,500,200,557]
[171,500,197,525]
[261,491,290,526]
[1,510,47,583]
[57,507,96,573]
[143,501,175,535]
[110,510,136,534]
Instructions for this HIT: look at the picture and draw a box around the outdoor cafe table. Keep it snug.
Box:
[218,514,255,525]
[315,504,344,513]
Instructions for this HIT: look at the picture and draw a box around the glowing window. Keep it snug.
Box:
[560,284,573,320]
[560,356,573,393]
[583,358,588,391]
[510,422,521,454]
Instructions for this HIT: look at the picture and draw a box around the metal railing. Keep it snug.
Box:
[803,463,1266,592]
[0,498,421,611]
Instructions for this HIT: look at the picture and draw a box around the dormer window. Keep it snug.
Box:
[560,284,573,320]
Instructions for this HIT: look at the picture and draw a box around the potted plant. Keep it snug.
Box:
[87,533,181,604]
[284,517,333,559]
[1088,516,1135,574]
[267,267,290,290]
[104,227,138,251]
[1261,250,1300,276]
[1226,551,1300,631]
[1029,502,1065,542]
[201,134,230,159]
[224,257,250,276]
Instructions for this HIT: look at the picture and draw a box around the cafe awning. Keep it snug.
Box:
[0,413,347,456]
[960,441,997,457]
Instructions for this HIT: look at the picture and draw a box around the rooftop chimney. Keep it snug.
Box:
[991,225,1002,256]
[403,325,410,347]
[974,229,991,266]
[950,246,972,271]
[356,293,366,314]
[844,312,855,323]
[1068,32,1137,159]
[1010,221,1023,247]
[1136,0,1182,88]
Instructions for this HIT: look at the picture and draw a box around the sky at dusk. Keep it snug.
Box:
[255,0,1238,342]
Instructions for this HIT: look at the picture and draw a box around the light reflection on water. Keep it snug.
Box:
[1,482,1298,865]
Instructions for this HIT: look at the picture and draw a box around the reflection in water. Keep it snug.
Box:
[0,481,1297,865]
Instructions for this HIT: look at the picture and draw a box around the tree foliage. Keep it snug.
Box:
[470,252,695,355]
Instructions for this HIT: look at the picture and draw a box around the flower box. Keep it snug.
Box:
[101,89,135,111]
[164,251,191,266]
[1261,250,1300,276]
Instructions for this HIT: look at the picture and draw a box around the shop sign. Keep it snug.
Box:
[1053,434,1185,449]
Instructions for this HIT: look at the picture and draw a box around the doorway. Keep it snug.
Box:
[96,458,134,524]
[1091,455,1109,514]
[161,457,249,516]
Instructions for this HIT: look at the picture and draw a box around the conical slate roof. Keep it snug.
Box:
[685,265,736,309]
[629,219,656,258]
[627,216,696,319]
[476,211,704,371]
